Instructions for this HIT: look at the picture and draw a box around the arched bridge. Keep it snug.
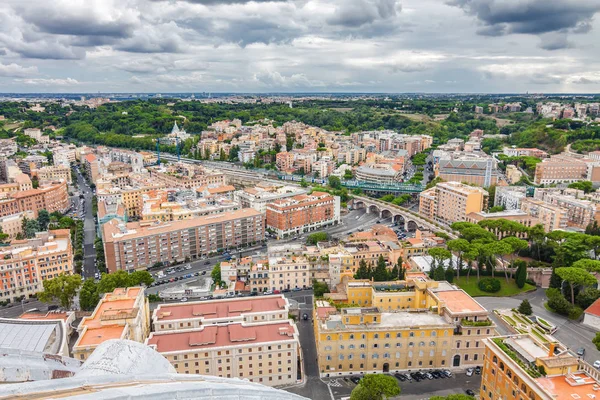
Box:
[351,196,457,238]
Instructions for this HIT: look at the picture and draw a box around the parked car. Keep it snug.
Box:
[350,376,361,385]
[466,368,474,377]
[181,297,188,302]
[474,366,481,375]
[302,313,308,321]
[403,373,412,381]
[273,290,281,294]
[264,290,273,295]
[204,261,210,265]
[394,373,405,381]
[201,270,207,275]
[184,265,192,270]
[443,370,452,377]
[577,347,586,357]
[424,372,433,380]
[594,360,600,369]
[466,389,475,396]
[292,287,302,292]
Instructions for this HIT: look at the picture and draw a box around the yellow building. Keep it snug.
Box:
[481,334,600,400]
[316,277,495,377]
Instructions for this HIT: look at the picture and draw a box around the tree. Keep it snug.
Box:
[306,232,329,245]
[576,288,600,309]
[556,267,597,305]
[24,218,40,238]
[38,274,82,309]
[428,248,451,274]
[568,180,594,193]
[79,278,100,311]
[447,239,470,280]
[355,259,370,280]
[313,279,330,297]
[515,261,527,289]
[211,263,222,286]
[572,259,600,273]
[518,299,532,315]
[502,237,529,279]
[593,332,600,351]
[373,255,389,282]
[37,209,50,230]
[433,264,446,281]
[350,374,400,400]
[96,270,153,294]
[484,241,512,281]
[300,178,308,188]
[445,264,455,283]
[328,176,341,190]
[343,169,354,180]
[549,267,563,289]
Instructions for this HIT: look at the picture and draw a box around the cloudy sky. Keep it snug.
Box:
[1,0,600,93]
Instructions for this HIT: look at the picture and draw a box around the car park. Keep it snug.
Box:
[394,373,405,381]
[424,372,433,380]
[403,373,412,381]
[350,376,361,385]
[443,369,452,377]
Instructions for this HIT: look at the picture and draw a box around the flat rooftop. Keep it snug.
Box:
[147,322,296,352]
[537,372,600,399]
[154,295,288,322]
[0,319,61,353]
[378,312,449,328]
[434,290,486,314]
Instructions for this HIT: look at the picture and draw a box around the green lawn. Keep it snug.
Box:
[454,276,535,297]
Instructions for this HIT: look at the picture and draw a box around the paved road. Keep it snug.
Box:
[477,289,600,364]
[0,300,51,318]
[73,167,96,279]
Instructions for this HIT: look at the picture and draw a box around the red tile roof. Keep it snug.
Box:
[147,322,296,352]
[154,295,288,322]
[585,297,600,317]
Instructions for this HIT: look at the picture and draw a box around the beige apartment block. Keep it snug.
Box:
[419,182,488,225]
[519,198,567,232]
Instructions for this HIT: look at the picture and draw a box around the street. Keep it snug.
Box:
[477,289,600,364]
[73,167,97,279]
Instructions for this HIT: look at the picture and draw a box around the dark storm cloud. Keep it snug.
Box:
[448,0,600,35]
[9,41,85,59]
[327,0,400,27]
[539,34,573,51]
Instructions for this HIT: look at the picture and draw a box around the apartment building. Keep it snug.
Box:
[495,186,527,210]
[0,139,17,157]
[533,154,600,185]
[102,208,265,273]
[150,164,226,189]
[520,198,567,232]
[73,287,150,361]
[0,230,73,303]
[234,184,307,214]
[276,152,295,172]
[36,165,71,183]
[480,334,600,400]
[355,164,402,184]
[11,182,69,218]
[435,153,498,187]
[0,210,35,239]
[534,188,599,229]
[248,262,270,293]
[97,200,127,238]
[502,147,548,158]
[23,128,49,144]
[146,296,300,386]
[266,192,340,239]
[269,254,311,291]
[83,153,99,183]
[419,182,488,225]
[315,277,495,377]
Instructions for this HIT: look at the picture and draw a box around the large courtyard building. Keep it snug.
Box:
[102,209,265,273]
[146,295,300,387]
[316,276,495,377]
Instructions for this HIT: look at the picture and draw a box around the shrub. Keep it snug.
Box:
[568,306,583,321]
[518,299,532,315]
[478,278,501,293]
[547,293,572,316]
[593,333,600,351]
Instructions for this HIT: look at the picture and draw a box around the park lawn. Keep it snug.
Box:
[454,276,535,297]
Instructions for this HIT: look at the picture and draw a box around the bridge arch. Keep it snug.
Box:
[381,209,393,220]
[406,220,419,232]
[393,214,405,229]
[367,204,380,215]
[353,201,366,210]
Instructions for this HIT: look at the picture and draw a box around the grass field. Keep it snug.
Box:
[454,276,535,297]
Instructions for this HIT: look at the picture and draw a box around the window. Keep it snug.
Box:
[383,353,390,358]
[349,344,355,349]
[409,332,414,337]
[325,346,332,351]
[374,334,379,339]
[326,336,331,341]
[385,333,390,339]
[431,331,437,337]
[349,334,355,340]
[396,333,402,338]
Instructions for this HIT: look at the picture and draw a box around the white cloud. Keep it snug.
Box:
[14,77,79,86]
[0,63,37,77]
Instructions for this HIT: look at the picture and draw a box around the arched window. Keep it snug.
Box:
[408,351,413,357]
[339,355,344,360]
[340,345,345,350]
[444,330,448,336]
[338,334,343,340]
[429,350,434,357]
[326,336,331,341]
[385,333,390,339]
[409,332,414,337]
[507,370,512,378]
[409,342,414,347]
[362,334,366,340]
[372,354,379,359]
[349,344,355,349]
[493,356,498,364]
[349,334,355,340]
[420,332,425,337]
[430,341,436,346]
[384,353,390,358]
[395,352,400,358]
[374,334,379,339]
[431,331,437,337]
[396,333,402,338]
[348,354,354,360]
[499,362,504,371]
[419,350,424,357]
[419,341,425,347]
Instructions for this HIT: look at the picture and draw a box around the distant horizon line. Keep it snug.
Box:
[1,91,600,96]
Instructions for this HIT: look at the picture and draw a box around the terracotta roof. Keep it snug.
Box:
[585,297,600,317]
[147,322,296,352]
[154,295,287,322]
[19,311,70,322]
[85,154,97,163]
[434,290,486,314]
